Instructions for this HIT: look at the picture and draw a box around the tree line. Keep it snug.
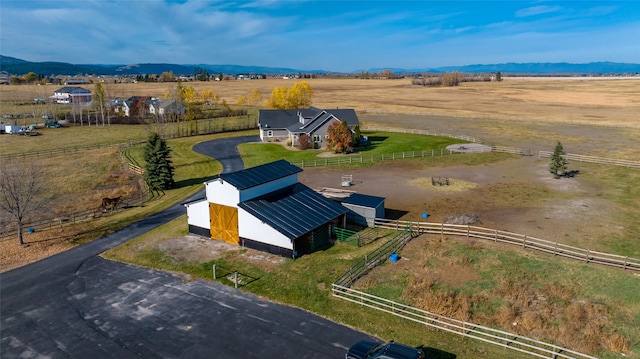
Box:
[412,71,502,87]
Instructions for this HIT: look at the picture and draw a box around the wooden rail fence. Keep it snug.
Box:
[538,151,640,169]
[331,285,597,359]
[363,127,483,144]
[0,190,149,241]
[289,145,526,168]
[374,219,640,271]
[332,222,603,359]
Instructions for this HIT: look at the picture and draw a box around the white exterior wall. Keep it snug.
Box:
[238,208,293,250]
[206,180,240,207]
[185,200,210,228]
[239,174,298,202]
[5,125,22,134]
[206,174,298,206]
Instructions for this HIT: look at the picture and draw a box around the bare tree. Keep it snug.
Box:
[0,159,48,246]
[94,82,107,126]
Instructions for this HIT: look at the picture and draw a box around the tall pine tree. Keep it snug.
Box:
[549,141,568,178]
[143,133,174,194]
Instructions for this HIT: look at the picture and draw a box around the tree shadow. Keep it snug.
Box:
[357,135,389,152]
[385,208,409,220]
[418,346,457,359]
[560,169,580,178]
[366,135,389,143]
[173,176,215,189]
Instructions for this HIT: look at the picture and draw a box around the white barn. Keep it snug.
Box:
[184,160,348,258]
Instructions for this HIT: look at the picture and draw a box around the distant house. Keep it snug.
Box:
[258,107,359,148]
[64,78,89,85]
[0,71,9,85]
[49,86,92,104]
[149,98,184,117]
[123,96,153,117]
[184,160,348,258]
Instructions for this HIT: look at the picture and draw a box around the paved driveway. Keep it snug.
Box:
[1,135,373,358]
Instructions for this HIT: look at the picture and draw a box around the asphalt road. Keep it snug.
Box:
[1,135,372,358]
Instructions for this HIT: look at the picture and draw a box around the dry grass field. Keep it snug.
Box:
[3,77,638,157]
[2,77,638,127]
[1,78,639,357]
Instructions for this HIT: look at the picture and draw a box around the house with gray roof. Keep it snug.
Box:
[49,86,92,104]
[258,107,359,148]
[149,98,184,117]
[184,160,348,258]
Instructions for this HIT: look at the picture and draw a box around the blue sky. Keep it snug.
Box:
[1,1,638,72]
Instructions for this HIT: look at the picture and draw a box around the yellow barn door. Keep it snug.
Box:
[209,203,239,245]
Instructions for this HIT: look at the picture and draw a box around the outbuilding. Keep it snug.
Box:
[185,160,348,258]
[341,193,386,227]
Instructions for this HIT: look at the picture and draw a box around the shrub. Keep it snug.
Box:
[298,134,312,150]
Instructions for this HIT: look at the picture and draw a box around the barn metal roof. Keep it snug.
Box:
[218,159,302,190]
[342,193,385,208]
[239,183,347,240]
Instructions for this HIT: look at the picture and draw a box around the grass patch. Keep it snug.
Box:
[367,236,640,358]
[239,130,470,168]
[104,220,534,359]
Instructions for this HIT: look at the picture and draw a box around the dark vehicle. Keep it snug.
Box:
[346,340,425,359]
[45,120,62,128]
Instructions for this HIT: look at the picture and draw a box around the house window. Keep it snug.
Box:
[267,130,273,137]
[313,135,321,142]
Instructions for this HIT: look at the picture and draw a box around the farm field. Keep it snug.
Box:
[3,77,638,158]
[1,78,639,358]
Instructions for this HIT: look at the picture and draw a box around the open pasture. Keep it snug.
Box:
[1,77,638,128]
[3,77,638,159]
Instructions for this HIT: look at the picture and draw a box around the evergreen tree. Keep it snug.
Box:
[143,133,175,194]
[549,141,568,178]
[352,125,361,147]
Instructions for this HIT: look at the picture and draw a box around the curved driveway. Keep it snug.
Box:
[1,135,372,358]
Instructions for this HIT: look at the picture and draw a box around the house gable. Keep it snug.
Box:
[258,107,359,147]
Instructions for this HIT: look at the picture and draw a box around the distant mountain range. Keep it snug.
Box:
[1,55,639,76]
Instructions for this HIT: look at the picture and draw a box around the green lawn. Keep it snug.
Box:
[239,130,467,168]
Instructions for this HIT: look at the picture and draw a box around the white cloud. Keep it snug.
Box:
[515,5,563,18]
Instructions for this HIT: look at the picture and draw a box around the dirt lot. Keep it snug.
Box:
[298,154,621,247]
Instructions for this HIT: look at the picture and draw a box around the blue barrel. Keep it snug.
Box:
[27,227,35,234]
[389,253,399,262]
